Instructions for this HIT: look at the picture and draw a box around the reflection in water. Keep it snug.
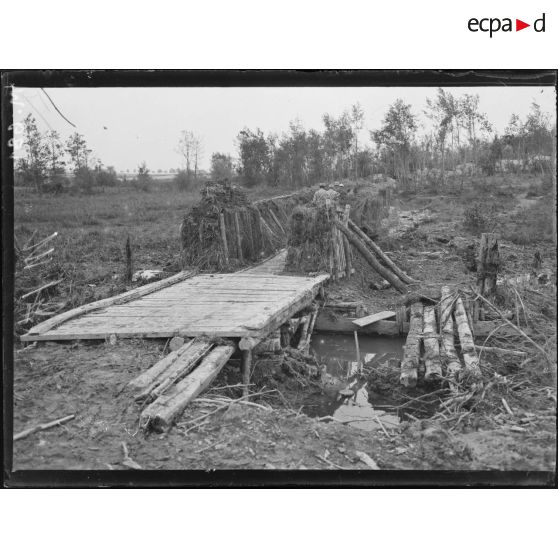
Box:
[308,333,405,432]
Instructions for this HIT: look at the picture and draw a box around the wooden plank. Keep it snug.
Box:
[24,270,197,337]
[141,344,235,432]
[352,311,396,328]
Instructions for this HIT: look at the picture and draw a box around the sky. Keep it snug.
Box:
[13,86,556,172]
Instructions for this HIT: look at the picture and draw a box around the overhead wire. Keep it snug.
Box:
[40,88,77,128]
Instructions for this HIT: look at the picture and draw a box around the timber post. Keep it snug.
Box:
[219,212,229,266]
[233,210,243,262]
[477,233,499,298]
[241,349,253,397]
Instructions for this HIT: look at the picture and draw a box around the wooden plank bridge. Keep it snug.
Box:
[21,250,328,343]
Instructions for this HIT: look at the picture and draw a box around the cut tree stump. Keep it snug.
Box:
[400,302,423,387]
[477,233,500,297]
[454,297,482,382]
[422,305,442,382]
[141,344,235,432]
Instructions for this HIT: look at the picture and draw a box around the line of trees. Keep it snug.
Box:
[15,114,121,193]
[231,90,555,189]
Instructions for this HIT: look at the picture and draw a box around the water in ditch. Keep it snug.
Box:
[305,333,406,432]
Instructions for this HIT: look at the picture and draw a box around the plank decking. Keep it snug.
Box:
[21,250,328,342]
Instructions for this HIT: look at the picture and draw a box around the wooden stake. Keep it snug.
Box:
[233,211,243,262]
[353,330,361,370]
[219,212,229,266]
[477,233,500,297]
[241,348,253,397]
[342,205,352,278]
[125,235,133,284]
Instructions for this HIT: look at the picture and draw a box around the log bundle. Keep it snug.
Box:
[285,199,415,291]
[399,286,483,388]
[128,337,236,432]
[180,182,312,271]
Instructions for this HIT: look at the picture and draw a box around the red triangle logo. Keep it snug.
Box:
[516,19,530,31]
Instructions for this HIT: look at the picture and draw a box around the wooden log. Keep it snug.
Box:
[315,313,407,336]
[268,208,286,236]
[477,233,500,297]
[348,218,416,284]
[324,302,363,310]
[474,346,527,358]
[233,210,243,262]
[128,338,196,392]
[422,305,442,382]
[134,338,214,401]
[239,336,263,351]
[125,236,133,284]
[14,414,75,441]
[400,303,423,387]
[23,231,58,253]
[241,348,253,396]
[219,212,229,266]
[296,312,313,350]
[23,270,197,338]
[24,247,54,264]
[454,297,482,381]
[353,330,361,365]
[141,344,235,432]
[298,307,319,352]
[243,209,256,259]
[396,306,407,334]
[440,286,461,388]
[21,279,62,300]
[353,311,396,328]
[342,205,353,278]
[335,220,407,293]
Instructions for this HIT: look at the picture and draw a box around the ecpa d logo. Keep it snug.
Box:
[468,13,545,37]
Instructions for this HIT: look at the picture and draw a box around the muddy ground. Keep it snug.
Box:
[9,178,557,475]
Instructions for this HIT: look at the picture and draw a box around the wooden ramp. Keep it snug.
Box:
[22,255,328,342]
[242,249,287,275]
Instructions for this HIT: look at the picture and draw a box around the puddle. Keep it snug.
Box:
[305,333,406,432]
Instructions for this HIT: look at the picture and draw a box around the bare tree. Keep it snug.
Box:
[176,130,203,183]
[192,134,204,179]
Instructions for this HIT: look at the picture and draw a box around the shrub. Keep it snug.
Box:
[133,162,152,191]
[72,167,95,193]
[463,203,497,233]
[173,170,193,191]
